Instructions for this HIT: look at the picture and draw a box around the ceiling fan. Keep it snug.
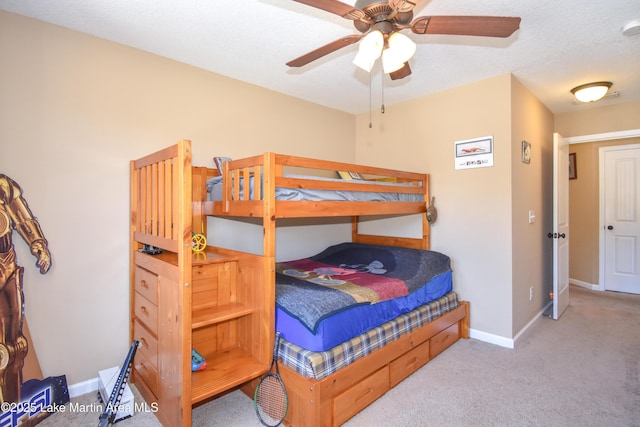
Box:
[287,0,521,80]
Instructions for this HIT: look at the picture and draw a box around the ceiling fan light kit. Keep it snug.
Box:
[289,0,521,80]
[353,30,384,72]
[382,32,416,73]
[571,81,613,103]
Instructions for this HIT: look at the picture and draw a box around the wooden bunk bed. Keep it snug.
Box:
[130,139,469,427]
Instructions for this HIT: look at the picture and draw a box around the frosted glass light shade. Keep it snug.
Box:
[382,32,416,73]
[353,30,384,72]
[571,82,612,103]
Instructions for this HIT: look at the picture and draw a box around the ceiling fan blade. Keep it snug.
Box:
[293,0,366,21]
[389,62,412,80]
[388,0,418,14]
[287,35,362,67]
[411,16,521,38]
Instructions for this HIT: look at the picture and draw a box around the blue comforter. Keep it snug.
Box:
[276,242,452,333]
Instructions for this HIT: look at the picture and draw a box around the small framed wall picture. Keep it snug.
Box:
[454,136,494,170]
[569,153,577,179]
[521,140,531,164]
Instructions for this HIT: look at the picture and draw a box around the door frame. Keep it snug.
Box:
[599,143,640,291]
[564,128,640,291]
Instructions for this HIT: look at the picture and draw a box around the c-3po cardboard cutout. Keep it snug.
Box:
[0,174,52,418]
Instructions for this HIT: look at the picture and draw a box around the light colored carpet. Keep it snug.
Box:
[40,285,640,426]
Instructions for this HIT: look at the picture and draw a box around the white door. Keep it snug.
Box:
[602,145,640,294]
[552,133,570,319]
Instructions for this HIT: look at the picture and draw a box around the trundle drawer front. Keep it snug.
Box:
[134,320,158,368]
[333,367,389,426]
[135,266,158,305]
[134,293,158,334]
[389,339,430,388]
[134,351,158,397]
[431,322,460,358]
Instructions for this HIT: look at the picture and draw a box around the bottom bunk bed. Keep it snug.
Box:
[242,300,468,427]
[241,243,469,427]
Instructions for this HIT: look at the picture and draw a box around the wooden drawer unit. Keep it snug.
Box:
[333,366,389,426]
[431,322,460,358]
[134,293,158,334]
[389,339,430,388]
[135,266,158,305]
[134,319,158,368]
[134,350,159,397]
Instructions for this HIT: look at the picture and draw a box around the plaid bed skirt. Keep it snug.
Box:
[277,291,459,380]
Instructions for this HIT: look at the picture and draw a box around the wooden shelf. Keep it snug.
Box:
[141,248,238,266]
[192,249,239,265]
[191,347,267,404]
[191,303,254,329]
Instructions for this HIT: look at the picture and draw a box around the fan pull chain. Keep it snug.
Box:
[381,70,385,114]
[368,70,373,128]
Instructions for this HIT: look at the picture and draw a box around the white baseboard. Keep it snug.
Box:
[68,376,99,398]
[570,278,600,291]
[469,328,514,349]
[470,301,554,350]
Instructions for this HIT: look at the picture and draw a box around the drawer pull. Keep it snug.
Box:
[140,279,148,288]
[140,306,148,315]
[139,337,148,348]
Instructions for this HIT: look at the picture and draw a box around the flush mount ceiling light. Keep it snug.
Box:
[570,81,613,103]
[622,18,640,36]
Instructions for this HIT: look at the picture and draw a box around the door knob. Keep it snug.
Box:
[607,225,614,230]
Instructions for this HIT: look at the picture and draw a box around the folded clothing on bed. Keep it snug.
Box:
[275,242,453,351]
[277,291,459,380]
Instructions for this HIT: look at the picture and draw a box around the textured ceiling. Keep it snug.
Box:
[1,0,639,115]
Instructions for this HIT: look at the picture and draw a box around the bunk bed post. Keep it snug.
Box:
[423,174,430,250]
[351,216,357,242]
[176,139,193,426]
[262,152,276,361]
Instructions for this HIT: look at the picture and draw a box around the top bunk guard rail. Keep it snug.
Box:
[205,152,429,219]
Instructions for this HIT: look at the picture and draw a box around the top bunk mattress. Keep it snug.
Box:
[275,242,453,351]
[206,174,423,202]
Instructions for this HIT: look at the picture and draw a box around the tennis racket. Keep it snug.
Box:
[254,332,288,426]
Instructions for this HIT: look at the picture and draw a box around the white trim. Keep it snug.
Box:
[566,129,640,144]
[470,300,556,350]
[570,278,600,291]
[68,376,99,398]
[469,328,514,349]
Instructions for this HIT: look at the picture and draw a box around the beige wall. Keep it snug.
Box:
[555,101,640,285]
[0,11,354,385]
[355,74,554,340]
[510,76,555,333]
[555,100,640,137]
